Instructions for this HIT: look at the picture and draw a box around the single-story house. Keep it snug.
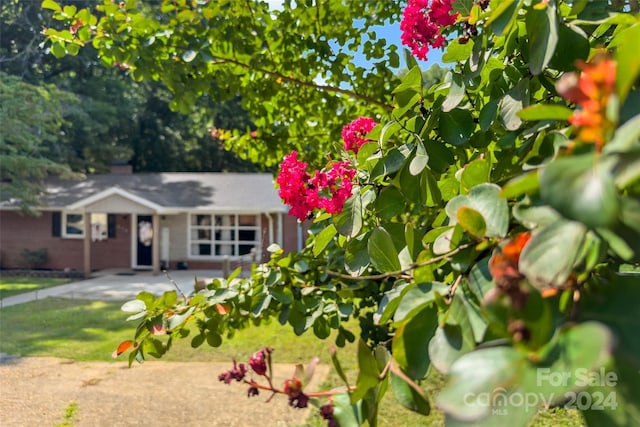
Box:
[0,169,303,275]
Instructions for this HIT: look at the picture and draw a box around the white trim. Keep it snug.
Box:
[187,213,262,260]
[62,211,85,239]
[67,187,164,212]
[131,214,154,270]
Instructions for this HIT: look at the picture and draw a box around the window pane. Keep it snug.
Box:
[215,215,235,226]
[238,229,256,241]
[193,214,211,226]
[238,215,257,226]
[239,244,255,255]
[91,213,108,241]
[215,229,235,241]
[215,244,235,256]
[191,243,211,256]
[66,214,84,235]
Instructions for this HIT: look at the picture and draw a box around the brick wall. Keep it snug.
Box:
[0,211,131,271]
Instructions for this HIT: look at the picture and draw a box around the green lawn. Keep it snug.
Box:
[0,276,70,299]
[0,298,585,427]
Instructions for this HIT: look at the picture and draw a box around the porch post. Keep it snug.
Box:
[83,212,91,276]
[152,213,160,275]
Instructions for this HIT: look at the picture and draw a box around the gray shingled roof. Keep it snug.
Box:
[7,173,287,213]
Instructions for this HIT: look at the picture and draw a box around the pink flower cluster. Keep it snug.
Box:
[277,151,356,221]
[341,117,377,153]
[400,0,458,61]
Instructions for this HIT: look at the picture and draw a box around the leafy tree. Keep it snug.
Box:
[0,72,79,214]
[42,0,404,168]
[45,1,640,427]
[2,0,260,179]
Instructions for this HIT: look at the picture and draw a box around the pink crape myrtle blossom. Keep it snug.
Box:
[276,151,316,221]
[341,117,377,153]
[310,161,357,214]
[400,0,458,61]
[276,152,356,221]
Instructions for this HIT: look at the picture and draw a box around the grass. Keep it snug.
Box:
[0,297,585,426]
[0,276,70,299]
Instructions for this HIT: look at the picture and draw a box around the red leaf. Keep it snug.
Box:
[112,340,135,358]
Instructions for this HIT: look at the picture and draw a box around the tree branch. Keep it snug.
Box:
[210,54,394,112]
[322,242,476,281]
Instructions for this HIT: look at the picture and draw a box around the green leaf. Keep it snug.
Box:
[549,23,590,72]
[352,339,380,403]
[330,347,351,389]
[540,153,621,228]
[486,0,520,36]
[438,322,615,424]
[457,206,487,240]
[332,392,362,427]
[447,184,509,238]
[376,186,405,220]
[390,372,431,415]
[517,104,573,121]
[333,191,363,237]
[604,113,640,154]
[500,78,529,131]
[167,306,195,331]
[501,170,540,199]
[121,299,146,313]
[393,65,423,95]
[409,139,429,175]
[312,223,336,257]
[442,73,465,112]
[428,325,474,375]
[479,99,499,132]
[437,346,528,422]
[345,235,370,276]
[611,23,640,104]
[452,0,474,15]
[460,158,490,191]
[392,306,438,380]
[51,42,66,58]
[41,0,62,12]
[519,220,586,289]
[526,1,559,75]
[439,109,475,146]
[368,227,401,273]
[394,282,449,323]
[442,39,474,63]
[182,50,197,62]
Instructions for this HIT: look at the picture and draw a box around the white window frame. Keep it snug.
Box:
[62,211,85,239]
[188,213,261,260]
[62,212,109,240]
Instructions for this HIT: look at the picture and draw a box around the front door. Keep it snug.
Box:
[136,215,153,268]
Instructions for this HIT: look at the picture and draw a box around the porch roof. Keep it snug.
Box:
[31,173,288,214]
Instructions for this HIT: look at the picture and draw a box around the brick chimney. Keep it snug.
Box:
[110,160,133,174]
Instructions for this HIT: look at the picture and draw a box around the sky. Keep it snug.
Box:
[264,0,442,71]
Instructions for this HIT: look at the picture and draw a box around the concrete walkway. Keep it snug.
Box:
[0,269,233,308]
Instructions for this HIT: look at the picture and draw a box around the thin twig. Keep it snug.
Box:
[163,270,187,301]
[210,54,394,111]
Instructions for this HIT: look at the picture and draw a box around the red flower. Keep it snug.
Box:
[248,349,268,376]
[284,377,309,408]
[342,117,377,153]
[556,54,617,151]
[489,232,532,287]
[400,0,458,61]
[276,152,356,221]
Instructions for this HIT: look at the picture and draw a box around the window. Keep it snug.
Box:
[62,212,109,240]
[189,214,260,258]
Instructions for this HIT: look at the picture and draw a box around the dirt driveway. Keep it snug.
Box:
[0,356,328,427]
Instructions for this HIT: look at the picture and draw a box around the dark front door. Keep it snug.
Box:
[136,215,153,267]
